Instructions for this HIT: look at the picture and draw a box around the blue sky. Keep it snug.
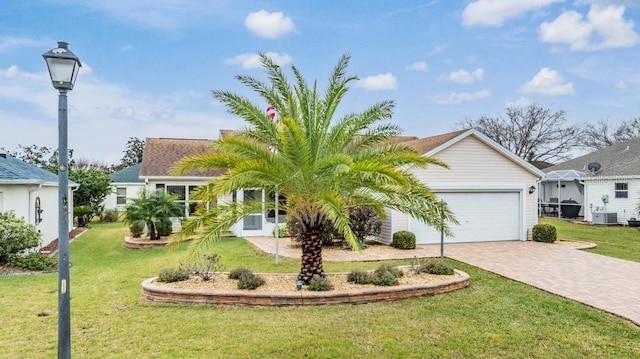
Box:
[1,0,638,164]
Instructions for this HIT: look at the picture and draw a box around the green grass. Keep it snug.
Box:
[541,217,640,262]
[1,222,639,358]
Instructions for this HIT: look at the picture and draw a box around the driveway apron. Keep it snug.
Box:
[445,241,640,326]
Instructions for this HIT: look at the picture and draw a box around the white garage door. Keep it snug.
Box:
[409,192,521,244]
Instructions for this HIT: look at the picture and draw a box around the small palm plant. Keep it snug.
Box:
[173,54,456,283]
[123,189,184,240]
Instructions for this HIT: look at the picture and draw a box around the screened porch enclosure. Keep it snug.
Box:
[539,170,586,218]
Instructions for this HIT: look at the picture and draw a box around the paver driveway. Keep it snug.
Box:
[246,237,640,326]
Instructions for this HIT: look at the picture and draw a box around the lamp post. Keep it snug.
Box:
[43,41,81,359]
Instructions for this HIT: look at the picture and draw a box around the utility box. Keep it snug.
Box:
[592,211,617,225]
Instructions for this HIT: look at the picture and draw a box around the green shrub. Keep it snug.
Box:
[0,212,41,263]
[273,224,289,238]
[129,221,145,238]
[73,205,94,227]
[391,231,416,249]
[532,223,557,243]
[237,271,265,290]
[101,209,120,223]
[157,218,173,237]
[372,264,403,286]
[347,269,373,285]
[416,259,454,275]
[229,266,253,280]
[307,275,334,291]
[8,252,57,271]
[157,267,190,283]
[182,254,222,281]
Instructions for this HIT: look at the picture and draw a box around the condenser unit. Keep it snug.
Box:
[592,211,617,225]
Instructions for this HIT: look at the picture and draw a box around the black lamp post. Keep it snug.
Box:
[42,41,81,359]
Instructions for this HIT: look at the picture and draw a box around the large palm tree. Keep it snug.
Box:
[174,54,456,284]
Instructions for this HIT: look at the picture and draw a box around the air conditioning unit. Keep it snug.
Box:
[592,211,617,225]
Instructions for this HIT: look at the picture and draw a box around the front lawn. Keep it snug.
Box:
[1,222,639,358]
[541,218,640,263]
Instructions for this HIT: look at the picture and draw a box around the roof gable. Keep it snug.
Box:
[544,136,640,177]
[0,153,59,184]
[139,138,224,178]
[402,129,544,178]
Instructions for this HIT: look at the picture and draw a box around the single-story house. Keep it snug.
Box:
[379,129,543,244]
[103,163,145,211]
[138,129,544,244]
[0,151,76,250]
[542,136,640,224]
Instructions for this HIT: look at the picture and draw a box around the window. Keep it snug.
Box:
[265,192,286,223]
[615,183,628,198]
[116,187,127,205]
[155,183,165,191]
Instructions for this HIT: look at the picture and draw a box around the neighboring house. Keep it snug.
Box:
[103,163,145,211]
[0,151,75,250]
[379,129,543,244]
[542,137,640,224]
[138,129,544,244]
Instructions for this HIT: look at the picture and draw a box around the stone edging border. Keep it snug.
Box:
[124,237,170,249]
[140,270,469,306]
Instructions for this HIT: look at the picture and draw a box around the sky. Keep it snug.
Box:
[1,0,639,164]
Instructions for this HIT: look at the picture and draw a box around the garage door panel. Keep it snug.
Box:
[410,192,520,244]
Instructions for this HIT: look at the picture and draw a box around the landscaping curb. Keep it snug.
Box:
[124,236,170,249]
[140,270,469,306]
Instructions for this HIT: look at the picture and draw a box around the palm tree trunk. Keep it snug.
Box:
[298,227,325,284]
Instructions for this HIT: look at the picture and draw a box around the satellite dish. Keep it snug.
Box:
[587,162,601,173]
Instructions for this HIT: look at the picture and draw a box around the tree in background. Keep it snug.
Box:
[582,118,640,150]
[2,145,74,173]
[460,103,583,166]
[174,54,456,284]
[69,168,112,226]
[112,137,145,171]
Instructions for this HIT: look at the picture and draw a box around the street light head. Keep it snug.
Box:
[42,42,82,91]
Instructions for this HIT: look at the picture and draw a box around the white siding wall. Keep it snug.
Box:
[0,183,72,250]
[585,179,640,223]
[406,136,539,240]
[103,183,145,211]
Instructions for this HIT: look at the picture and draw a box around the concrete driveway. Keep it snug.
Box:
[246,237,640,326]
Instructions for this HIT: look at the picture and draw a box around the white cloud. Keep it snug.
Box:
[520,68,575,95]
[463,0,563,27]
[505,96,533,108]
[431,90,492,104]
[441,68,484,84]
[245,10,295,38]
[431,44,447,55]
[225,52,294,69]
[355,73,398,90]
[614,81,629,89]
[0,36,50,52]
[406,61,429,72]
[539,5,639,51]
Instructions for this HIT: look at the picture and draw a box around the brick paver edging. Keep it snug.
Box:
[141,270,469,306]
[124,236,170,249]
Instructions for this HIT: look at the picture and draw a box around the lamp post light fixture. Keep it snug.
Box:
[43,41,81,359]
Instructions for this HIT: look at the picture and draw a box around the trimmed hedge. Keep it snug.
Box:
[532,223,557,243]
[391,231,416,249]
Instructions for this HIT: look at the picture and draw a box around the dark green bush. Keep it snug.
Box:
[347,269,373,285]
[391,231,416,249]
[237,271,265,290]
[101,209,120,223]
[157,267,190,283]
[416,259,454,275]
[229,266,253,280]
[157,218,173,237]
[73,205,94,227]
[532,223,557,243]
[8,252,57,271]
[308,275,334,291]
[0,212,41,263]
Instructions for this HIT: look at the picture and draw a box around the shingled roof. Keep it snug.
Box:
[139,138,225,178]
[544,136,640,177]
[111,163,144,183]
[0,152,59,184]
[397,130,468,154]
